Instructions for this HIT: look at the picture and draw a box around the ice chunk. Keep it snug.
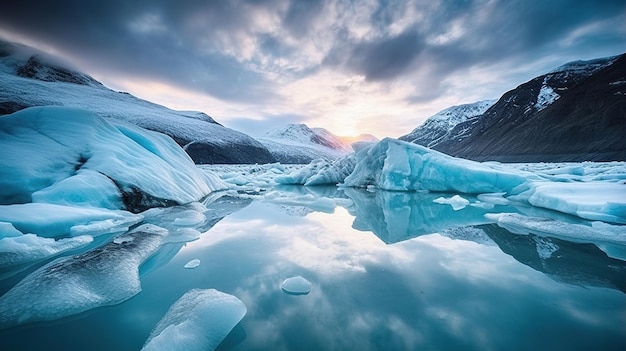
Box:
[477,192,510,206]
[343,139,531,193]
[142,289,247,351]
[0,203,142,238]
[0,233,93,268]
[281,276,312,295]
[433,195,470,211]
[184,259,201,269]
[0,224,166,328]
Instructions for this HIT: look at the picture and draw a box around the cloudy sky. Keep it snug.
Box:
[1,0,624,138]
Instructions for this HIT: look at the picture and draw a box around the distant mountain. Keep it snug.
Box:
[446,54,626,162]
[0,39,275,164]
[404,54,626,162]
[256,124,354,163]
[399,99,496,147]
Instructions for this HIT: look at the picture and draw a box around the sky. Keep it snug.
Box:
[0,0,624,138]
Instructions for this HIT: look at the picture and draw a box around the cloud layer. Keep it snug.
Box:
[1,0,624,137]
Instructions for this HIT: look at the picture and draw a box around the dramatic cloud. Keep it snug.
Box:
[0,0,624,137]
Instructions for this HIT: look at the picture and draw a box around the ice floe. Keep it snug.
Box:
[281,276,312,295]
[184,259,201,269]
[142,289,246,351]
[0,224,167,328]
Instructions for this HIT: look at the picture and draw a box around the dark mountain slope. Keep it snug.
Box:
[431,54,626,162]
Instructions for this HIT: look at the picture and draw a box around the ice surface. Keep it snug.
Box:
[0,224,167,327]
[184,259,201,269]
[281,276,312,295]
[514,181,626,224]
[433,195,470,211]
[0,231,93,268]
[0,106,226,209]
[142,289,247,351]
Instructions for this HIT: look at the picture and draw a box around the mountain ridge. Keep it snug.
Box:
[402,54,626,162]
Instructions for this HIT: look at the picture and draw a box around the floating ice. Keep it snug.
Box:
[344,139,531,193]
[0,224,167,328]
[0,203,142,238]
[433,195,470,211]
[142,289,247,351]
[184,259,201,269]
[514,181,626,224]
[281,276,312,295]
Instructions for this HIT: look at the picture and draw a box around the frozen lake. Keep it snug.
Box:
[1,167,625,350]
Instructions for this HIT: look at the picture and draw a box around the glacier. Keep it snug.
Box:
[142,289,247,351]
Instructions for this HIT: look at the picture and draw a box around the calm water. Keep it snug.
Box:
[1,188,625,351]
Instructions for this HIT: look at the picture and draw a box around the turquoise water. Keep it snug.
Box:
[1,190,625,350]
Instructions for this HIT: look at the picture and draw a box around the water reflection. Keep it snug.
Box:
[0,191,625,351]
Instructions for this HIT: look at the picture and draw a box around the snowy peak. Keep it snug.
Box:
[265,123,350,151]
[399,99,496,147]
[258,123,354,164]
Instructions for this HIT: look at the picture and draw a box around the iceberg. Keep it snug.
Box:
[433,195,470,211]
[142,289,247,351]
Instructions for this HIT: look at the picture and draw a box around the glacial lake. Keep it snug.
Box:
[1,184,625,351]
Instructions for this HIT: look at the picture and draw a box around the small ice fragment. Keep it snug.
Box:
[184,259,201,269]
[433,195,470,211]
[281,276,312,295]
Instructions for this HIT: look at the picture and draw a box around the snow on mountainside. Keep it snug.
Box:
[0,39,275,164]
[257,123,354,164]
[402,53,626,162]
[399,99,496,147]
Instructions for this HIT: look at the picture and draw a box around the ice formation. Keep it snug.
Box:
[276,138,626,225]
[281,276,312,295]
[0,224,167,328]
[433,195,470,211]
[184,259,201,269]
[0,106,226,210]
[142,289,247,351]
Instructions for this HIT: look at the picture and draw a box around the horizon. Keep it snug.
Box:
[1,0,624,138]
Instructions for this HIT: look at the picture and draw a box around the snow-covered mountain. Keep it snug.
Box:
[0,39,275,164]
[399,99,496,147]
[402,53,626,162]
[256,123,354,163]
